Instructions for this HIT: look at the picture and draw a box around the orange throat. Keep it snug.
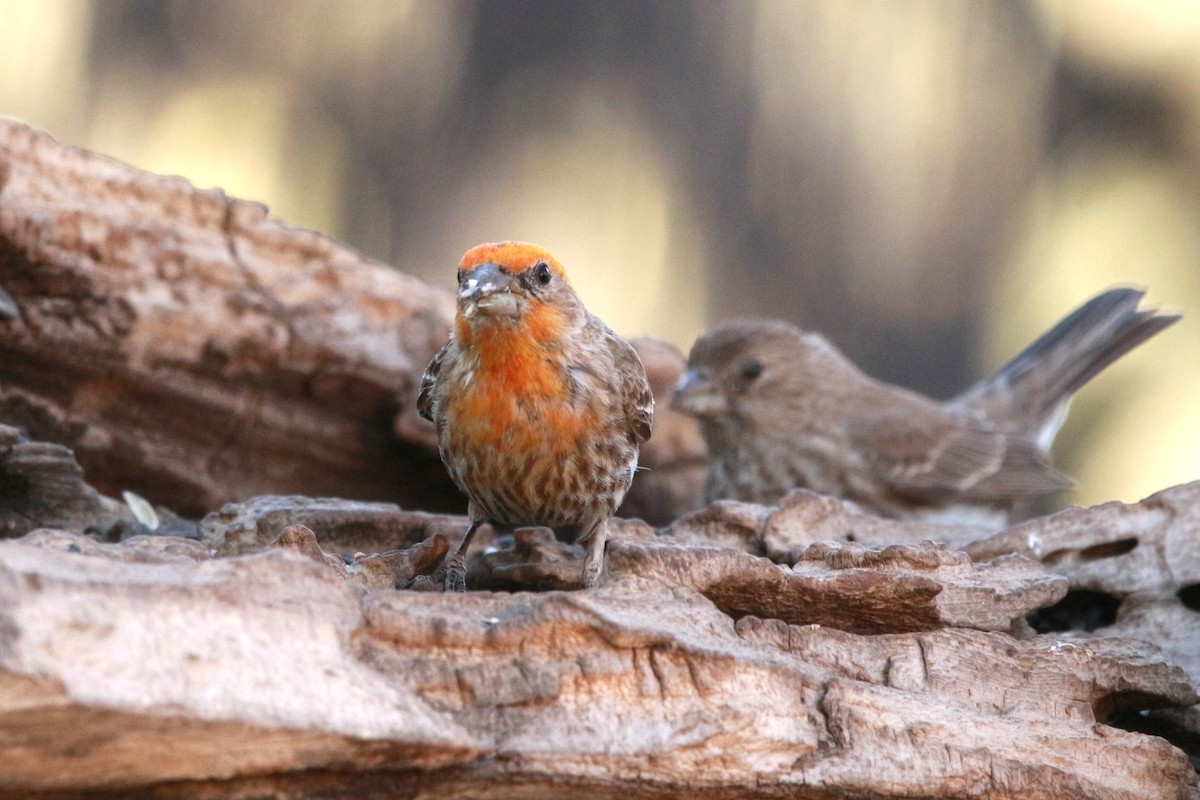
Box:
[458,318,562,396]
[455,299,571,389]
[451,305,594,453]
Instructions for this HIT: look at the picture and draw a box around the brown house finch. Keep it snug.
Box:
[672,288,1177,528]
[418,242,653,590]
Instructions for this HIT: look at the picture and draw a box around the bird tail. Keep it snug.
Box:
[952,288,1179,446]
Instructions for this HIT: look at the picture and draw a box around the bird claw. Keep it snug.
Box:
[397,558,450,592]
[404,574,443,592]
[443,552,468,592]
[581,562,602,589]
[580,549,605,589]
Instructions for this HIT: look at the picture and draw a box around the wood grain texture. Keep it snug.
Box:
[0,117,457,515]
[0,506,1195,799]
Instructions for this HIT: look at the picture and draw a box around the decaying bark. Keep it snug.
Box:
[0,508,1196,800]
[1,117,1199,798]
[967,482,1200,752]
[0,422,127,536]
[0,117,458,516]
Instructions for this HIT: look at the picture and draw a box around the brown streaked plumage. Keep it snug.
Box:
[418,242,653,589]
[672,288,1178,528]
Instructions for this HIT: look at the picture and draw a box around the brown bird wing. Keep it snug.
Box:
[609,332,653,444]
[417,342,449,423]
[849,408,1072,503]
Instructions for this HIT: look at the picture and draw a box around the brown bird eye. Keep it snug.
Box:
[740,358,763,381]
[534,262,552,285]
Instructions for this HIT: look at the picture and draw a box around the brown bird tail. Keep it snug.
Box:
[953,288,1179,444]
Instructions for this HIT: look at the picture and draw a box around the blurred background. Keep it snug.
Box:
[2,0,1197,509]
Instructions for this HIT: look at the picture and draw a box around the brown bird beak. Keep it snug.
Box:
[459,262,520,319]
[671,369,729,417]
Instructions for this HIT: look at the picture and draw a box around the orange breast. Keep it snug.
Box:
[450,305,594,450]
[440,310,617,525]
[448,357,597,456]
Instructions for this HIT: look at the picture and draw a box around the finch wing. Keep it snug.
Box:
[849,409,1072,502]
[608,332,653,444]
[417,343,449,423]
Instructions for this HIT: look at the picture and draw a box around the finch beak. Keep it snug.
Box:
[671,369,729,417]
[459,262,521,319]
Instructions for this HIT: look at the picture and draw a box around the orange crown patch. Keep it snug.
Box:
[460,241,568,279]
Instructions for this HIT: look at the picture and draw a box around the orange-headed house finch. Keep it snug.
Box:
[418,242,653,590]
[672,288,1178,529]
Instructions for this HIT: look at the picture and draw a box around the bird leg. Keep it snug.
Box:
[576,519,608,589]
[443,520,479,592]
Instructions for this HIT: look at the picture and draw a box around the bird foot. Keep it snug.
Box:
[443,551,468,592]
[581,567,601,588]
[580,553,604,589]
[397,555,450,592]
[404,574,444,592]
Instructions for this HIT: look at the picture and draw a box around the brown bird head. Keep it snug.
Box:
[453,242,587,347]
[672,319,859,434]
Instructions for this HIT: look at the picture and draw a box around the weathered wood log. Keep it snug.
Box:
[969,481,1200,753]
[197,493,464,557]
[0,512,1195,799]
[0,117,459,516]
[0,438,1196,796]
[0,422,127,536]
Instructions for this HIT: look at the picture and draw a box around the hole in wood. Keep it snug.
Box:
[1106,707,1200,764]
[0,469,32,505]
[1177,583,1200,613]
[1042,548,1069,566]
[1078,537,1138,561]
[1043,538,1138,566]
[1026,588,1122,633]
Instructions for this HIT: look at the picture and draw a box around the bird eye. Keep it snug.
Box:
[740,358,763,381]
[534,262,552,285]
[456,268,466,284]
